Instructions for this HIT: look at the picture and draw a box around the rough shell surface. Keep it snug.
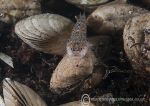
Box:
[50,49,96,95]
[3,78,47,106]
[87,3,148,35]
[123,13,150,73]
[0,0,41,23]
[15,13,74,55]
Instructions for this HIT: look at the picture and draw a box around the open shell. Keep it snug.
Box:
[0,0,41,23]
[3,78,47,106]
[15,13,74,55]
[87,3,148,35]
[123,13,150,73]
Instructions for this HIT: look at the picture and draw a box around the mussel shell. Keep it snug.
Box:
[3,78,47,106]
[123,13,150,73]
[87,3,148,35]
[15,13,74,55]
[50,49,96,95]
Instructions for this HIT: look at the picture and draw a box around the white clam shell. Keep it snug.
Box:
[15,13,74,55]
[3,78,47,106]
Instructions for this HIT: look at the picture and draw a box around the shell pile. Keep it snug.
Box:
[0,0,150,106]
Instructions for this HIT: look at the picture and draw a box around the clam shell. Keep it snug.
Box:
[0,95,5,106]
[0,0,41,23]
[50,49,96,95]
[15,13,74,55]
[87,3,148,35]
[123,13,150,73]
[3,78,47,106]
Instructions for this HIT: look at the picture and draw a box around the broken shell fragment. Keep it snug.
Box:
[15,13,74,55]
[3,78,47,106]
[50,49,96,95]
[123,13,150,73]
[87,3,148,35]
[0,0,41,23]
